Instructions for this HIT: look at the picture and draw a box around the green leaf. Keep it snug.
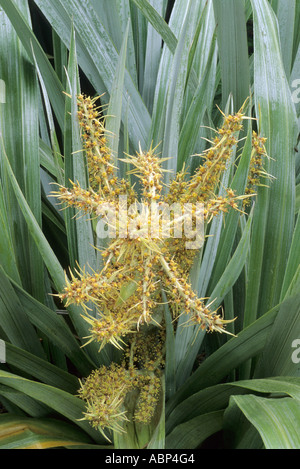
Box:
[165,410,224,449]
[0,1,44,301]
[0,386,49,418]
[34,0,151,150]
[0,0,65,129]
[106,20,130,168]
[0,140,99,363]
[149,0,196,147]
[275,0,296,77]
[167,376,300,444]
[0,266,44,358]
[8,273,94,376]
[141,0,168,114]
[39,139,61,180]
[161,0,198,185]
[52,29,68,86]
[166,301,280,416]
[0,370,105,444]
[249,0,298,318]
[0,183,21,284]
[213,0,250,111]
[64,25,97,276]
[254,292,300,378]
[225,394,300,449]
[233,376,300,401]
[208,208,253,316]
[130,0,176,54]
[280,210,300,300]
[177,29,217,170]
[166,382,249,436]
[4,342,79,394]
[90,0,137,86]
[0,140,65,297]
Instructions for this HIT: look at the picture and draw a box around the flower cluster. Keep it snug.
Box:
[78,364,131,437]
[52,94,267,436]
[78,327,164,438]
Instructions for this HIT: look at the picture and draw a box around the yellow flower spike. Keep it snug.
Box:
[50,181,107,217]
[243,130,273,208]
[133,373,161,424]
[77,94,129,199]
[159,254,225,332]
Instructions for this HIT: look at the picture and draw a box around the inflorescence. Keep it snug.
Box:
[51,94,269,437]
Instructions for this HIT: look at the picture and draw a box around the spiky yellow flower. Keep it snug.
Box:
[183,108,246,203]
[78,361,162,437]
[78,364,132,438]
[54,97,257,343]
[77,94,115,192]
[121,143,166,202]
[244,131,271,207]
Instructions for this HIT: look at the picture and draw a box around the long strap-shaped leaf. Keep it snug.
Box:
[64,26,97,277]
[238,0,299,380]
[275,0,297,78]
[166,300,280,416]
[149,0,199,147]
[0,184,21,284]
[0,1,44,301]
[165,410,224,449]
[213,0,250,111]
[253,291,300,378]
[0,266,45,358]
[161,0,194,186]
[166,376,300,435]
[0,0,65,129]
[130,0,177,54]
[280,209,300,300]
[4,342,79,394]
[0,414,106,449]
[6,273,94,376]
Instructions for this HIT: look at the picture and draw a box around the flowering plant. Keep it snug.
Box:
[53,94,268,441]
